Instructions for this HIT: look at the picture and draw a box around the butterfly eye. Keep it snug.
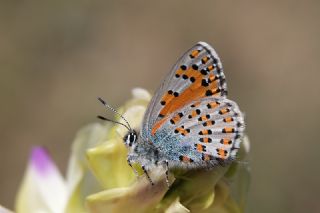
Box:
[124,131,137,147]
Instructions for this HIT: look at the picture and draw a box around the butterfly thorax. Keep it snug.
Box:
[125,130,164,168]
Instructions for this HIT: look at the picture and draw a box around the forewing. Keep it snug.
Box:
[141,42,228,141]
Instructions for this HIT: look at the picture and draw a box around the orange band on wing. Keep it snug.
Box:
[151,69,221,135]
[151,118,168,135]
[218,149,227,158]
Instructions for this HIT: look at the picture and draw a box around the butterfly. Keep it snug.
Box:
[98,41,245,186]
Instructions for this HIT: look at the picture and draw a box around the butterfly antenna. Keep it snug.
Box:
[97,115,130,131]
[97,97,132,130]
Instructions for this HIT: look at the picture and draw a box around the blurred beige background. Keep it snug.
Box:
[1,0,319,212]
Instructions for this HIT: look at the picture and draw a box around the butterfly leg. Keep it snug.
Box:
[142,165,154,185]
[164,160,170,187]
[127,158,138,177]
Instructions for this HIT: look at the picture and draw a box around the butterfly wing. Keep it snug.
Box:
[152,97,245,166]
[141,42,228,141]
[140,42,244,167]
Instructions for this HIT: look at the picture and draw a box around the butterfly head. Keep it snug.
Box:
[123,129,138,147]
[97,97,138,148]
